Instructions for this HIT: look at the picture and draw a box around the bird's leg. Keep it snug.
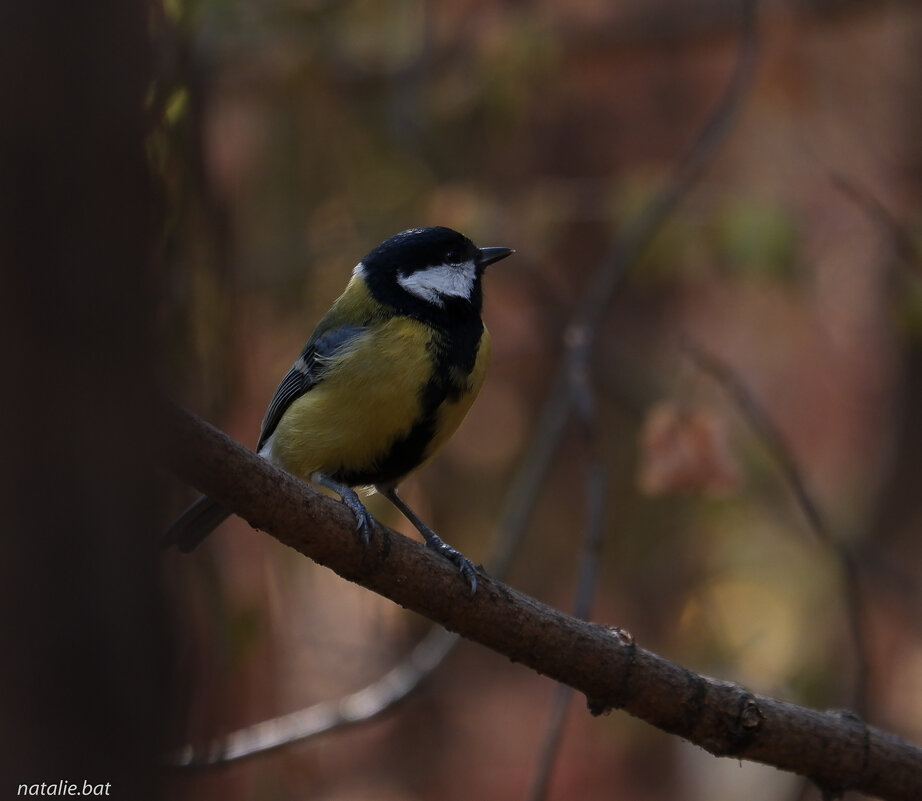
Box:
[379,486,478,596]
[311,472,375,545]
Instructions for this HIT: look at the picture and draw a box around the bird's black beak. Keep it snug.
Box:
[478,246,514,269]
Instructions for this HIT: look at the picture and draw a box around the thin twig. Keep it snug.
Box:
[527,327,608,801]
[680,340,831,540]
[573,0,759,339]
[499,0,758,568]
[170,626,458,765]
[830,171,921,276]
[827,169,922,717]
[681,339,870,715]
[527,683,574,801]
[527,5,759,794]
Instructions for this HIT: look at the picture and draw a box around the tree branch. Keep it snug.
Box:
[170,626,459,765]
[159,401,922,800]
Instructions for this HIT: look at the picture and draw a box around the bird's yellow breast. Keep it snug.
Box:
[269,314,490,486]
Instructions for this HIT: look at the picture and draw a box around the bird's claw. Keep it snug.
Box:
[427,539,478,596]
[457,556,478,597]
[353,505,375,546]
[334,485,375,546]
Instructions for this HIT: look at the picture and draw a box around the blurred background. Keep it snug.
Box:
[153,0,922,799]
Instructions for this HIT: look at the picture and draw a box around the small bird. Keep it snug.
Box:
[165,226,513,594]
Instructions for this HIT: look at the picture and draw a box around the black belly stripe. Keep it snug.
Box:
[335,315,482,487]
[336,413,439,487]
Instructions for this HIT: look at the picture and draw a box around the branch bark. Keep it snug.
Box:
[159,402,922,799]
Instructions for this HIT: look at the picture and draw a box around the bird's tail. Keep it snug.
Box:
[163,495,232,552]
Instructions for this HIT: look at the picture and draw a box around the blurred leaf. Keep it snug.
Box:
[712,198,799,280]
[637,401,741,497]
[614,172,711,285]
[165,87,189,126]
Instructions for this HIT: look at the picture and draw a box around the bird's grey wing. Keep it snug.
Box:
[257,325,366,451]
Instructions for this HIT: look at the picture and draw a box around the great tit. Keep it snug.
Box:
[165,226,513,593]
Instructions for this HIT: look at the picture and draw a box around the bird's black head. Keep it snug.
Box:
[355,226,512,319]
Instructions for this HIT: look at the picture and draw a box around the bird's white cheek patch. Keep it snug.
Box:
[397,261,476,306]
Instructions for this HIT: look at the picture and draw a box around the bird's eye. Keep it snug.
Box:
[445,250,460,264]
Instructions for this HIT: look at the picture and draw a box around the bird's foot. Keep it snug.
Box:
[312,472,376,545]
[425,536,478,596]
[340,490,376,546]
[377,485,479,595]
